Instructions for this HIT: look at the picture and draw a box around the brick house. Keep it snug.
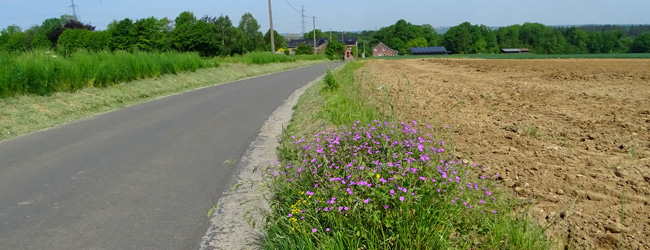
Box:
[340,37,358,60]
[373,42,398,57]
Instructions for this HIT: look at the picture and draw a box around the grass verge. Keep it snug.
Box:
[263,62,551,249]
[0,60,326,142]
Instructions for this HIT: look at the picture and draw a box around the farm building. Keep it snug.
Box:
[500,48,531,53]
[373,42,398,57]
[409,46,449,55]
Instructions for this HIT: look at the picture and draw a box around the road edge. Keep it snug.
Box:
[198,67,332,250]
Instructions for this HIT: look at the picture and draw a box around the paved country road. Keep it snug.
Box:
[0,62,342,250]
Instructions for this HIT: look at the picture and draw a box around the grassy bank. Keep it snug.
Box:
[370,53,650,60]
[263,62,551,249]
[0,50,215,98]
[0,60,326,142]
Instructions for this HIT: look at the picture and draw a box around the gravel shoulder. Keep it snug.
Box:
[199,67,338,250]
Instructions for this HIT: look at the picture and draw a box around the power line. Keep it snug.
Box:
[283,0,306,17]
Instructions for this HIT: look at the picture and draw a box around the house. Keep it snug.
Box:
[500,48,531,54]
[340,37,358,59]
[372,42,398,57]
[409,46,449,55]
[287,38,329,54]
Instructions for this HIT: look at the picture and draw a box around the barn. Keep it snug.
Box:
[500,48,531,54]
[409,46,449,55]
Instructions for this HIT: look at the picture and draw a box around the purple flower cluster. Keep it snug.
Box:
[269,120,498,233]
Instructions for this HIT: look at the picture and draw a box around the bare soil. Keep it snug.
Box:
[357,59,650,250]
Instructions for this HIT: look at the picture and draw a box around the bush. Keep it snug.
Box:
[295,43,313,55]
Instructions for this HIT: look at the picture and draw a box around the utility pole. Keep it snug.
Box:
[69,0,79,20]
[313,16,316,55]
[301,6,306,35]
[329,29,332,42]
[268,0,275,53]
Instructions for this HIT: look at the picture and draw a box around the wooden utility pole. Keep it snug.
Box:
[313,16,316,55]
[268,0,275,53]
[329,29,332,42]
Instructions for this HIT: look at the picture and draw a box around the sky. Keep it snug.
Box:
[1,0,649,33]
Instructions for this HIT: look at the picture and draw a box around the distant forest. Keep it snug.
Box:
[2,13,650,57]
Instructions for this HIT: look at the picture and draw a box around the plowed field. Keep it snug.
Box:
[357,59,650,249]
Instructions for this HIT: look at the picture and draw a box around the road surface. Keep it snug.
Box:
[0,62,342,250]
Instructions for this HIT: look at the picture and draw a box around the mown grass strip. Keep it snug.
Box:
[0,60,326,142]
[263,62,551,249]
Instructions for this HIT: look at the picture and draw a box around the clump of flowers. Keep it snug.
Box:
[265,120,501,248]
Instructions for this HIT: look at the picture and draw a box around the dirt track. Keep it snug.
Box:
[357,58,650,249]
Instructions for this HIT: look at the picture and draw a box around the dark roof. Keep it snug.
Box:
[500,48,531,53]
[287,38,329,48]
[374,42,398,53]
[409,46,448,55]
[339,37,357,45]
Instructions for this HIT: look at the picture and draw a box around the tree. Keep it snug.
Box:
[295,43,312,55]
[238,13,263,53]
[0,25,22,45]
[109,18,136,51]
[265,29,285,50]
[421,24,443,46]
[303,29,325,39]
[406,37,427,50]
[171,12,222,57]
[444,22,498,54]
[57,28,90,55]
[3,32,27,52]
[630,32,650,53]
[175,11,197,27]
[325,40,344,60]
[134,17,169,51]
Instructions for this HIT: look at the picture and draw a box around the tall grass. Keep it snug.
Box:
[0,50,215,98]
[215,52,327,65]
[263,62,551,249]
[216,52,296,65]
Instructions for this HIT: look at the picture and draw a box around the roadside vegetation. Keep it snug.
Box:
[262,62,551,249]
[0,50,327,98]
[0,50,213,98]
[0,59,325,141]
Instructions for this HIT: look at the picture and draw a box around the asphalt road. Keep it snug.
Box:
[0,62,342,250]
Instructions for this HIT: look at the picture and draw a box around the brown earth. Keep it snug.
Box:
[356,59,650,250]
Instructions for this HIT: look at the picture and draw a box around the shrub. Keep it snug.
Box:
[295,43,313,55]
[321,69,339,91]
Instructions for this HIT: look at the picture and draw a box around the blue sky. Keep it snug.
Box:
[1,0,649,33]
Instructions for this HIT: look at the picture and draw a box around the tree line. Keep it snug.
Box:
[317,21,650,56]
[3,14,650,57]
[0,11,284,57]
